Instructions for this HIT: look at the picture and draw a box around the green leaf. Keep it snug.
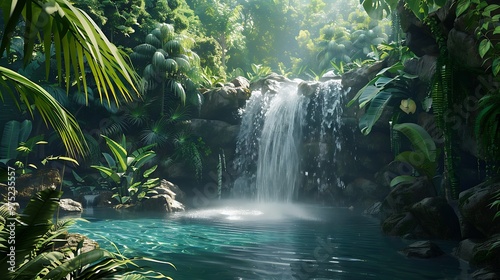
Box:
[393,123,437,162]
[479,39,492,58]
[492,58,500,76]
[133,151,156,169]
[44,155,79,165]
[456,0,471,16]
[359,90,393,135]
[482,4,500,17]
[91,165,120,184]
[102,152,116,168]
[390,175,417,187]
[43,249,116,279]
[101,135,127,172]
[143,165,158,178]
[0,120,21,159]
[72,170,84,183]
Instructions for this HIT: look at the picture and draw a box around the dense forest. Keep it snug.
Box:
[0,0,499,278]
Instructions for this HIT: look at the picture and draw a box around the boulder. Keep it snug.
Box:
[470,234,500,268]
[59,198,83,213]
[157,179,186,202]
[471,268,500,280]
[341,60,385,97]
[382,212,420,236]
[459,181,500,237]
[55,233,99,254]
[381,176,437,220]
[250,73,294,93]
[410,196,461,239]
[231,76,250,88]
[404,55,437,83]
[455,238,481,262]
[399,240,444,258]
[199,86,250,124]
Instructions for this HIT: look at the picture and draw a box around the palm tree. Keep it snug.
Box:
[0,0,140,157]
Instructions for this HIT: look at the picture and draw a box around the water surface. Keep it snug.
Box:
[71,201,470,280]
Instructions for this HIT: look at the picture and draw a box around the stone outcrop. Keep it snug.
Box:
[459,181,500,237]
[410,196,460,239]
[399,240,444,258]
[136,179,185,212]
[59,198,83,213]
[199,76,251,124]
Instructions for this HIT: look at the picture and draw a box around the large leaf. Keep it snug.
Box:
[393,123,437,162]
[390,175,418,188]
[0,0,141,105]
[42,249,116,279]
[0,189,63,270]
[12,251,65,279]
[133,151,156,169]
[395,151,437,179]
[101,135,128,173]
[91,165,120,184]
[0,120,20,159]
[0,66,86,157]
[359,90,393,135]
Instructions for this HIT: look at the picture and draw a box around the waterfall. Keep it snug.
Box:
[83,194,99,208]
[233,79,346,202]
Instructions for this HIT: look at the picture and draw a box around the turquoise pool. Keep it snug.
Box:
[70,201,470,279]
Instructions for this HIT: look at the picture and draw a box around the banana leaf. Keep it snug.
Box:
[393,123,437,162]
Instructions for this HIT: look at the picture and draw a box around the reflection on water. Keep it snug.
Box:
[70,201,471,280]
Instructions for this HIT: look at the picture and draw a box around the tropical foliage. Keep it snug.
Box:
[347,61,418,135]
[91,135,160,205]
[0,189,173,279]
[389,123,438,190]
[131,23,202,113]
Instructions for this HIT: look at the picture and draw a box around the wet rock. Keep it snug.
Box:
[455,238,481,262]
[399,240,444,258]
[341,60,385,97]
[459,181,500,237]
[157,179,186,202]
[138,180,186,213]
[199,86,250,124]
[231,76,250,88]
[59,198,83,213]
[470,234,500,268]
[471,267,500,280]
[404,55,437,83]
[250,73,294,93]
[410,196,461,239]
[382,212,420,236]
[55,233,99,254]
[381,176,436,220]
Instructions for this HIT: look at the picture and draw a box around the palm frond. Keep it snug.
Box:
[0,66,86,157]
[0,0,141,105]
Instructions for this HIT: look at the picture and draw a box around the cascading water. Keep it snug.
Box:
[254,84,306,202]
[233,79,347,202]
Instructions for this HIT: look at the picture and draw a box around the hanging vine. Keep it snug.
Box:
[426,16,461,199]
